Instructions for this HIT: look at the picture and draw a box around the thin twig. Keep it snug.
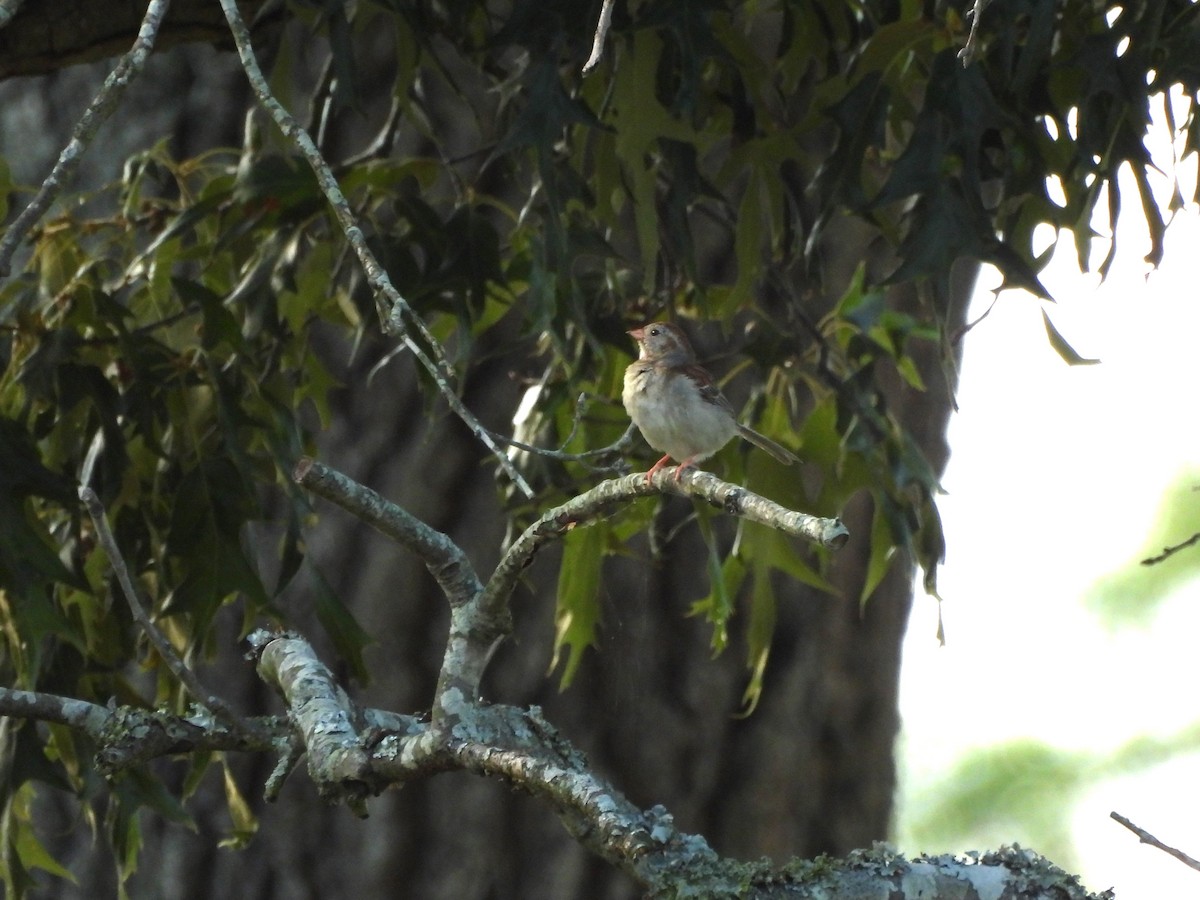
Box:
[500,381,633,472]
[582,0,617,75]
[1111,811,1200,873]
[218,0,535,498]
[78,486,261,741]
[0,0,173,277]
[1141,530,1200,566]
[958,0,990,66]
[489,425,633,460]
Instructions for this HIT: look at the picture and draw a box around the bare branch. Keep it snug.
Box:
[582,0,616,75]
[499,380,634,474]
[78,486,264,742]
[217,0,535,498]
[482,467,848,623]
[290,458,506,723]
[0,687,109,734]
[958,0,990,66]
[0,624,1109,898]
[0,685,287,774]
[293,457,483,606]
[293,457,845,722]
[0,0,172,277]
[1141,530,1200,566]
[1111,811,1200,873]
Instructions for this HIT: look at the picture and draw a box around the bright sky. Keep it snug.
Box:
[895,89,1200,896]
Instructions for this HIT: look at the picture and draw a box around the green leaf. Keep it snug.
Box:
[172,278,247,353]
[848,18,938,81]
[309,562,372,683]
[861,499,898,607]
[730,173,764,307]
[14,814,77,882]
[738,567,777,717]
[218,759,259,849]
[163,457,268,626]
[108,768,196,887]
[181,750,214,802]
[816,71,889,214]
[551,522,606,688]
[690,502,742,654]
[611,28,700,290]
[1041,310,1100,366]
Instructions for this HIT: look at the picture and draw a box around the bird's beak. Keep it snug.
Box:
[627,327,645,341]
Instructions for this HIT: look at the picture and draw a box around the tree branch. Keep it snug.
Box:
[0,0,172,277]
[582,0,616,75]
[79,486,264,743]
[293,459,847,728]
[482,467,848,624]
[1141,530,1200,566]
[293,457,483,606]
[248,630,376,814]
[0,687,109,733]
[958,0,990,66]
[0,685,286,774]
[217,0,535,498]
[1111,811,1200,873]
[0,626,1108,899]
[245,630,1107,898]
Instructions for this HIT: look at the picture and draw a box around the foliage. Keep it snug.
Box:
[901,722,1200,876]
[1,0,1198,890]
[1088,467,1200,626]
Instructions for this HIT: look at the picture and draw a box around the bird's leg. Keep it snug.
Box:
[645,455,674,483]
[672,457,699,481]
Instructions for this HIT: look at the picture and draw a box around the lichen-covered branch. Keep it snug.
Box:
[0,0,172,277]
[0,686,286,775]
[0,628,1108,900]
[0,687,109,733]
[482,467,848,624]
[293,457,482,605]
[248,630,376,814]
[217,0,534,498]
[292,459,847,731]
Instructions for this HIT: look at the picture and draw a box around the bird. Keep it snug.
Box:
[622,321,798,482]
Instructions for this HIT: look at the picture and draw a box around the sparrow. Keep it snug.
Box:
[622,321,798,481]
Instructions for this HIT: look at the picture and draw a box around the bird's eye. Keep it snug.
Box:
[649,327,660,336]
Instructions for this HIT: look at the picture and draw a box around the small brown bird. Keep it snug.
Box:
[622,321,798,481]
